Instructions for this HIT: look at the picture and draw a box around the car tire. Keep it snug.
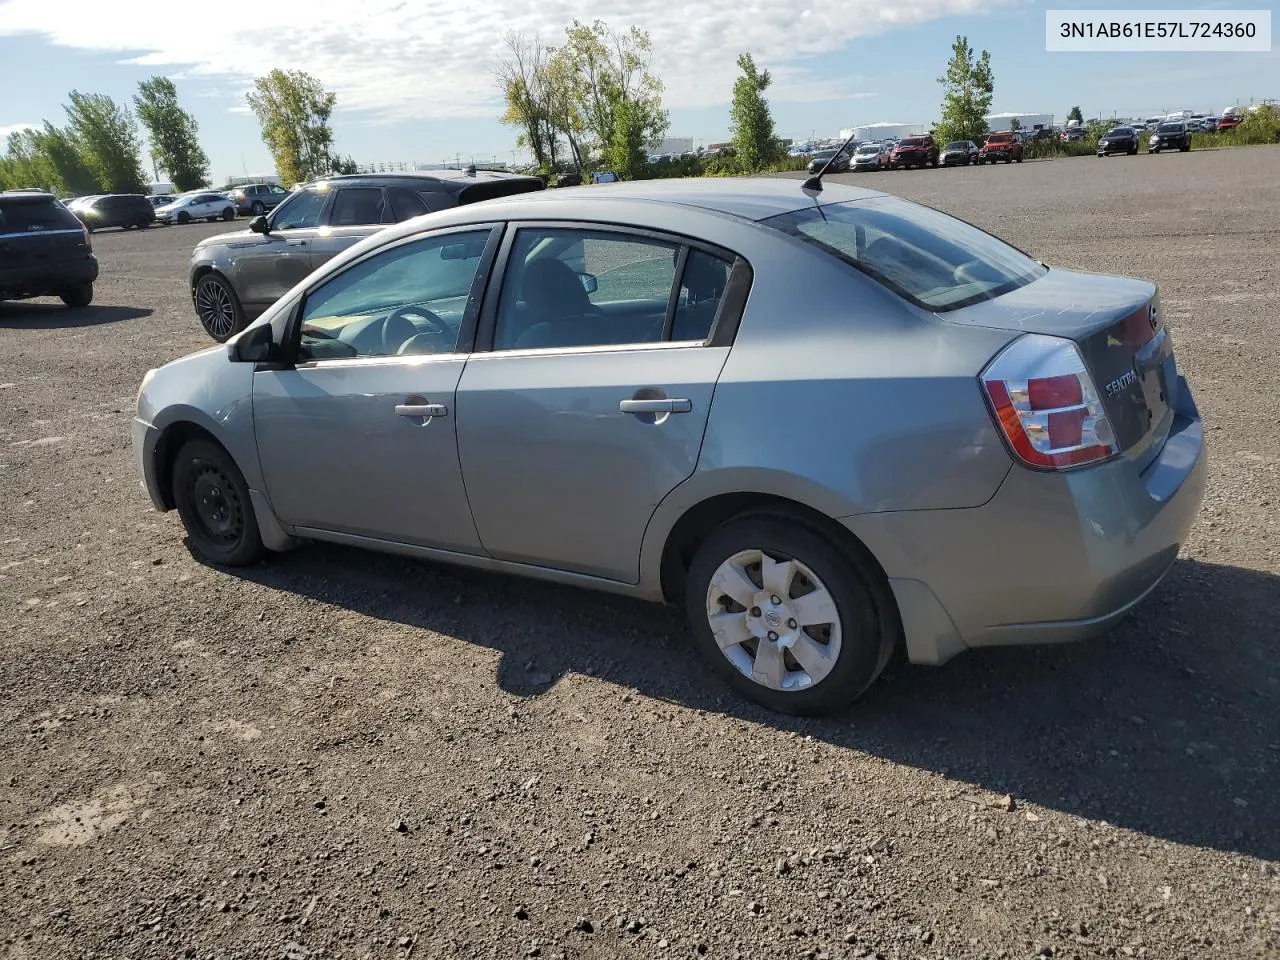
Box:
[221,207,235,221]
[1016,155,1023,163]
[59,284,93,308]
[930,157,938,168]
[251,201,265,216]
[177,211,191,224]
[136,217,151,229]
[194,273,247,342]
[684,512,895,716]
[172,439,265,568]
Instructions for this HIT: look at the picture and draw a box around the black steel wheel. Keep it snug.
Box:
[172,439,264,567]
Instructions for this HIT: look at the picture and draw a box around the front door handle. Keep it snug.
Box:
[619,398,692,415]
[395,403,448,418]
[285,239,307,246]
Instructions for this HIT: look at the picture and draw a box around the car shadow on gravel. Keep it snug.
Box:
[216,546,1278,862]
[0,303,152,328]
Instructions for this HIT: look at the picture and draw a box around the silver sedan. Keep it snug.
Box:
[132,179,1206,715]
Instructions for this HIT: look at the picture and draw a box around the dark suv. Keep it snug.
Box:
[0,191,98,308]
[188,169,546,340]
[1148,121,1192,154]
[889,136,939,169]
[74,194,156,232]
[226,183,292,216]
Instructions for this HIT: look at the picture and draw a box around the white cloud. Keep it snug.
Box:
[0,122,40,139]
[0,0,1007,122]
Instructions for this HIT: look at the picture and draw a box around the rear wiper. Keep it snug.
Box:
[803,129,860,192]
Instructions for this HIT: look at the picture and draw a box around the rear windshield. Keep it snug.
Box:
[763,196,1047,312]
[0,197,79,232]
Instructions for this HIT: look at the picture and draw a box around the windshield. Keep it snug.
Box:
[1105,128,1132,137]
[899,138,925,147]
[1157,123,1184,133]
[855,144,880,154]
[763,196,1047,312]
[945,142,968,150]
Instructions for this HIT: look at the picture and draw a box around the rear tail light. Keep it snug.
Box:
[80,223,92,252]
[981,334,1118,470]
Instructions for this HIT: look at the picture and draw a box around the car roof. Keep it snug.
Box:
[460,176,887,223]
[301,170,544,194]
[0,190,57,203]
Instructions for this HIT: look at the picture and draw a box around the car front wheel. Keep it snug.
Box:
[59,284,93,308]
[251,201,265,216]
[173,439,265,567]
[194,273,246,342]
[177,211,191,224]
[685,513,894,716]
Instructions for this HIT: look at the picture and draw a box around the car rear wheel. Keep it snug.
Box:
[172,439,264,567]
[136,217,151,229]
[194,273,246,342]
[251,201,265,216]
[59,284,93,308]
[685,513,893,716]
[177,211,191,224]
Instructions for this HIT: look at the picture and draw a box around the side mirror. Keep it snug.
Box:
[249,215,270,234]
[577,272,598,294]
[228,323,276,363]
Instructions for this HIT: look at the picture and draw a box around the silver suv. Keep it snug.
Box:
[188,171,544,340]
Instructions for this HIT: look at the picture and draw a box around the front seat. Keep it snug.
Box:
[510,258,603,350]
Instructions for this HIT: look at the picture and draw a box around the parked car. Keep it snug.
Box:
[134,177,1205,716]
[188,170,545,341]
[1216,115,1240,132]
[226,183,291,216]
[72,193,155,232]
[977,132,1024,164]
[591,171,620,184]
[1097,127,1140,156]
[1148,121,1192,154]
[1201,117,1219,132]
[0,191,97,307]
[940,141,980,166]
[155,191,238,224]
[807,148,851,174]
[553,173,583,188]
[889,136,939,169]
[850,142,891,171]
[1060,126,1087,142]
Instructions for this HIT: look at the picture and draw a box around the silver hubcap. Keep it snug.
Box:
[705,549,842,692]
[197,281,235,338]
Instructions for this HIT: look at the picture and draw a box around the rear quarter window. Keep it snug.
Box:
[764,196,1046,313]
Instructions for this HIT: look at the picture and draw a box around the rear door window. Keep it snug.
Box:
[328,188,386,226]
[387,188,431,221]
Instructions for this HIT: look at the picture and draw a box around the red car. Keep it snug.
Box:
[889,136,939,170]
[978,132,1024,164]
[1217,115,1240,131]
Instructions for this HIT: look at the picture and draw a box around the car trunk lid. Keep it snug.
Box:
[951,268,1177,471]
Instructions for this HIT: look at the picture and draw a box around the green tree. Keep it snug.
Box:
[559,20,668,173]
[32,123,101,195]
[1067,105,1084,124]
[64,91,148,193]
[134,76,210,191]
[246,69,338,185]
[496,32,559,173]
[729,53,781,172]
[935,36,994,145]
[0,129,55,191]
[606,98,646,180]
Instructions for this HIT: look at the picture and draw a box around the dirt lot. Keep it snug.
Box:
[2,148,1278,960]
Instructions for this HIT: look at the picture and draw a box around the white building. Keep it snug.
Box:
[984,112,1055,133]
[839,122,926,141]
[653,137,694,155]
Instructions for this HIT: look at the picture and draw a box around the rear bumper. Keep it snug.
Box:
[842,378,1207,665]
[0,257,98,298]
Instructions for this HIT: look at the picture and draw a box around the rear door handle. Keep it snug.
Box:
[285,239,307,246]
[395,403,448,418]
[619,398,692,415]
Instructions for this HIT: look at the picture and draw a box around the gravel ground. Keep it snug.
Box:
[2,148,1278,960]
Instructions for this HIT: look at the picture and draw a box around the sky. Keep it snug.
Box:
[0,0,1274,184]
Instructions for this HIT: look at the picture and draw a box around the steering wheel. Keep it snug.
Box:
[378,305,449,354]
